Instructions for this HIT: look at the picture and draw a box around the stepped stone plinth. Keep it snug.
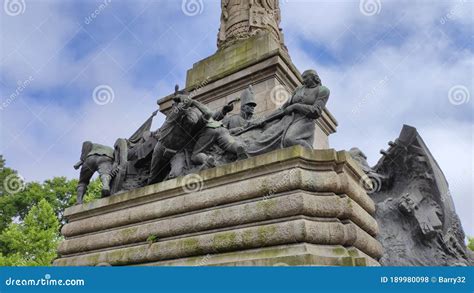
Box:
[54,146,382,267]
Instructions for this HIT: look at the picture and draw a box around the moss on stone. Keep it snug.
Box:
[257,198,277,215]
[107,248,131,265]
[341,256,355,266]
[241,229,253,245]
[186,33,282,88]
[257,225,277,244]
[213,232,237,250]
[120,226,138,240]
[181,238,203,254]
[332,247,347,256]
[347,249,359,257]
[355,257,367,266]
[86,254,100,265]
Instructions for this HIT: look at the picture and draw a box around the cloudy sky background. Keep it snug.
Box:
[0,0,472,234]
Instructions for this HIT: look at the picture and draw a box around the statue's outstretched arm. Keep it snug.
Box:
[191,99,213,120]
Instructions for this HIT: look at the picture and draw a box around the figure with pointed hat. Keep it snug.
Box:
[222,86,260,134]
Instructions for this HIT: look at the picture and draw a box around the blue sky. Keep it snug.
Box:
[0,0,473,234]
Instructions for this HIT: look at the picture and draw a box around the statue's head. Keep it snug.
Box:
[82,141,93,151]
[240,86,256,118]
[349,147,367,160]
[172,85,191,107]
[80,141,94,161]
[242,103,256,116]
[302,70,321,88]
[182,107,201,126]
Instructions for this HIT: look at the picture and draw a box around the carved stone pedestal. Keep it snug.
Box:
[54,146,382,266]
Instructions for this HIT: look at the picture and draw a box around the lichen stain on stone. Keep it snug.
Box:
[213,232,237,250]
[257,225,277,244]
[256,198,277,216]
[332,247,346,256]
[180,238,203,255]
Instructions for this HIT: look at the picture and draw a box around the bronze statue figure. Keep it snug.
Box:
[222,86,259,135]
[73,141,114,204]
[147,89,240,185]
[242,70,330,155]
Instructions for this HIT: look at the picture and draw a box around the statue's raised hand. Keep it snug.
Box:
[223,103,234,114]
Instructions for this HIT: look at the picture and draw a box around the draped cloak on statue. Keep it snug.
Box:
[243,84,330,155]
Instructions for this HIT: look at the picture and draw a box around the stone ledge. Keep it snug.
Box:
[185,33,297,89]
[58,192,378,255]
[64,146,370,220]
[137,243,380,267]
[54,218,382,266]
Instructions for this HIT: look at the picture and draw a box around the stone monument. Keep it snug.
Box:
[54,1,471,267]
[55,1,381,267]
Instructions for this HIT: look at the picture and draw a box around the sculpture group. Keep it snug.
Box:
[67,0,473,267]
[74,70,330,204]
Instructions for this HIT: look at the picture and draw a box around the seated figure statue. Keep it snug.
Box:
[239,70,330,155]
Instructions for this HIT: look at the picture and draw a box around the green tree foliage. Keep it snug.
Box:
[1,156,102,229]
[11,177,100,225]
[0,155,102,266]
[0,155,23,232]
[12,177,77,225]
[0,199,60,266]
[468,237,474,252]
